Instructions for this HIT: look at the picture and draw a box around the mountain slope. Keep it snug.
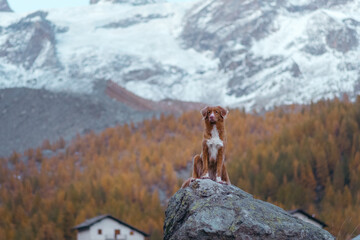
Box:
[0,79,204,157]
[181,0,360,108]
[0,2,217,100]
[1,98,360,239]
[1,0,360,155]
[0,0,358,110]
[0,83,154,157]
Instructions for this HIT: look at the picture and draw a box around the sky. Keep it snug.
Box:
[7,0,186,13]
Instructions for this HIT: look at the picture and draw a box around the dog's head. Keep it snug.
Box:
[201,106,228,124]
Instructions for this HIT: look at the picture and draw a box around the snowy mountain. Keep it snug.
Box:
[0,0,359,111]
[182,0,360,108]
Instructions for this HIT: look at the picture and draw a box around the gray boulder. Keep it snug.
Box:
[164,179,334,240]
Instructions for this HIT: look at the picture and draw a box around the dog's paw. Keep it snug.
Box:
[216,177,229,185]
[200,176,210,179]
[201,173,210,179]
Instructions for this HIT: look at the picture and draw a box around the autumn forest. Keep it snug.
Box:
[1,97,360,239]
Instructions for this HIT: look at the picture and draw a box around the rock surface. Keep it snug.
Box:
[0,0,12,12]
[0,11,62,70]
[164,179,334,240]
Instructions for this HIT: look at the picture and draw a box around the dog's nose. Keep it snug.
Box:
[209,113,215,120]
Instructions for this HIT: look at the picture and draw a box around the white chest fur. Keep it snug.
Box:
[207,126,223,161]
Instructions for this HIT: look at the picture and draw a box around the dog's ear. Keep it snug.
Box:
[200,106,209,119]
[218,106,228,119]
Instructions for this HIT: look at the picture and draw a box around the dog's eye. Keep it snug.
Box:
[215,110,218,114]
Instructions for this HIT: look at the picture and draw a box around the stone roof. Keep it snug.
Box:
[288,209,328,228]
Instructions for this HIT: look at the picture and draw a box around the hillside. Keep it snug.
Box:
[1,97,360,239]
[0,81,156,157]
[1,0,360,156]
[0,80,204,157]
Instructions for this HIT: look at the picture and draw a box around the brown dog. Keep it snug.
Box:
[182,106,231,188]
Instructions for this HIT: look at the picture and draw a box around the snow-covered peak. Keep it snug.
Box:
[0,11,62,71]
[0,0,360,111]
[0,0,12,12]
[89,0,165,5]
[180,0,360,109]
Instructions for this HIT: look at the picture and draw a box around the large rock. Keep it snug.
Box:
[164,179,334,240]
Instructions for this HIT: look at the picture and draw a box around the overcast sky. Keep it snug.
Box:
[8,0,187,13]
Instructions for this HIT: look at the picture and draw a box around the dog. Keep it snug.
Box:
[182,106,231,188]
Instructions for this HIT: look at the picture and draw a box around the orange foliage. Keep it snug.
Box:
[1,98,360,239]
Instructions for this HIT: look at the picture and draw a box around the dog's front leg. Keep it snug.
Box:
[221,163,231,185]
[216,147,224,183]
[201,141,210,179]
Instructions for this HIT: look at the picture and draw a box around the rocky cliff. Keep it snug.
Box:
[0,11,62,70]
[0,0,12,12]
[164,179,334,240]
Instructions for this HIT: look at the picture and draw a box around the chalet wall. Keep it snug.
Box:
[78,229,91,240]
[89,218,144,240]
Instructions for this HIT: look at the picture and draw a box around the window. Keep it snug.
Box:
[115,229,120,235]
[98,229,102,235]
